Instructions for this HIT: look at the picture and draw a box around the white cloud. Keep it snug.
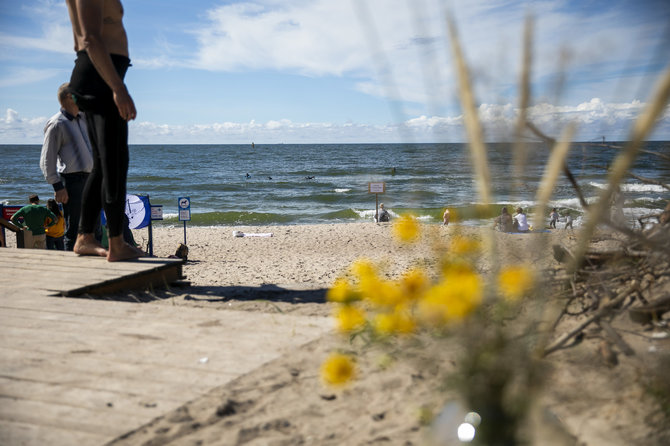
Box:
[0,108,48,142]
[0,67,64,88]
[6,96,666,145]
[183,0,667,112]
[0,0,71,56]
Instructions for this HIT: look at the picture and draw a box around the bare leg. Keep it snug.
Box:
[107,235,144,262]
[74,233,107,257]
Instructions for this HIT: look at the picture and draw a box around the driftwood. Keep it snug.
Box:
[545,211,669,360]
[543,282,638,356]
[628,295,670,325]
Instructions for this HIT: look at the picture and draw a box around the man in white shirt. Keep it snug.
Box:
[40,82,94,251]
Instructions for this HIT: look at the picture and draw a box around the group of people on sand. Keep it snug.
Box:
[493,207,529,233]
[5,0,144,262]
[493,206,573,233]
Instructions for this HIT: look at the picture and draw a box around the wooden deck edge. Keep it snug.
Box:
[57,262,185,297]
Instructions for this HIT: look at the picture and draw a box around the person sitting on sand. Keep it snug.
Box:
[513,207,530,232]
[494,207,514,232]
[377,203,390,222]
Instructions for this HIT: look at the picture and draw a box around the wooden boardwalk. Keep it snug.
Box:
[0,248,331,445]
[0,248,185,297]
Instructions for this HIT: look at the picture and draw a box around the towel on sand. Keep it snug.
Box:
[233,230,273,237]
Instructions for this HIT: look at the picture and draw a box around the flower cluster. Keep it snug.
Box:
[320,216,535,387]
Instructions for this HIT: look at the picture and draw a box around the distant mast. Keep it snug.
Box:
[252,142,255,149]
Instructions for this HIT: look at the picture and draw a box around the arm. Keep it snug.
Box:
[40,119,69,203]
[10,209,24,227]
[45,210,58,228]
[75,0,136,121]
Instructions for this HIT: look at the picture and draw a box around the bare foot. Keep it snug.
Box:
[73,233,108,257]
[107,236,144,262]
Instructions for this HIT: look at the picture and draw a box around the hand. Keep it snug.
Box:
[55,188,69,204]
[113,85,137,121]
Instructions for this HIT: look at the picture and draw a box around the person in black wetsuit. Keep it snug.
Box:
[66,0,143,261]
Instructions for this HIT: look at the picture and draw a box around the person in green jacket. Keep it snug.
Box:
[10,194,57,249]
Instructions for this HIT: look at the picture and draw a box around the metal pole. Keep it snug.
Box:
[375,193,379,222]
[183,221,187,245]
[148,220,153,256]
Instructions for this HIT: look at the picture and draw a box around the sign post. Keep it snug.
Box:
[148,203,163,256]
[368,182,386,222]
[178,197,191,245]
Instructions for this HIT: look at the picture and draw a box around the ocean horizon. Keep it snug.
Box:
[2,142,668,228]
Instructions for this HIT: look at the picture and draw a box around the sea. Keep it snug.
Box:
[1,142,669,228]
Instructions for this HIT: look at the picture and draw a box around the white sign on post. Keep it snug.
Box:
[369,182,385,193]
[151,205,163,220]
[178,197,191,221]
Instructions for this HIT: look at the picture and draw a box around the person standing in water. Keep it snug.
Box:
[66,0,143,261]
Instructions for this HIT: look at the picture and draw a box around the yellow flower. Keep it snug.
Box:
[450,235,480,256]
[418,270,482,326]
[334,304,367,333]
[366,279,404,308]
[393,306,416,334]
[372,306,416,336]
[497,265,534,301]
[400,268,429,300]
[321,353,356,386]
[350,258,377,279]
[393,214,420,243]
[327,277,359,303]
[372,312,397,335]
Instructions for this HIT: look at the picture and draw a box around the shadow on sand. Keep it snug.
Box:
[74,282,329,305]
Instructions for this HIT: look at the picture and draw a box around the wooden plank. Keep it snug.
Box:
[0,396,143,437]
[0,346,228,399]
[0,376,180,416]
[0,249,332,445]
[0,419,107,446]
[0,248,183,296]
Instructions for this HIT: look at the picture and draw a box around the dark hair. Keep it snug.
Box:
[46,198,62,217]
[501,207,508,214]
[29,194,39,203]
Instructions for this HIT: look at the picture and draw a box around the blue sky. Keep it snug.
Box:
[1,0,669,144]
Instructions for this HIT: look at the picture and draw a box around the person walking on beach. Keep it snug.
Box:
[443,207,450,226]
[565,214,573,230]
[66,0,143,261]
[10,194,57,249]
[549,207,559,229]
[40,82,95,251]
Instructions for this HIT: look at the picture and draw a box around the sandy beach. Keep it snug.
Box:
[7,222,669,444]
